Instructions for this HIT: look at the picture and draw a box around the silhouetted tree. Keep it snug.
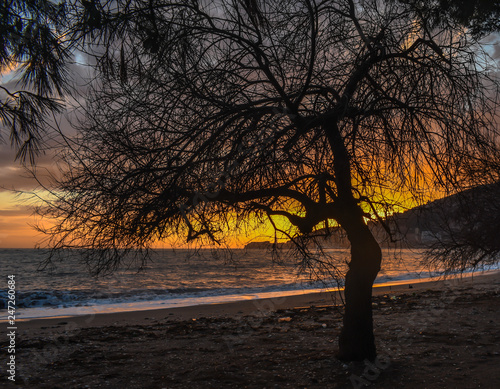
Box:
[0,0,70,163]
[37,0,500,361]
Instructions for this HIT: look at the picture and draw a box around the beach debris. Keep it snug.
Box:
[278,317,292,322]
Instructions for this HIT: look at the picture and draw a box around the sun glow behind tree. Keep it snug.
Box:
[29,0,500,361]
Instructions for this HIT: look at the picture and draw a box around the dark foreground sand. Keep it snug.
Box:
[9,272,500,388]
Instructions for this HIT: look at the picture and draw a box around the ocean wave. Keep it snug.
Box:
[0,280,338,310]
[2,263,498,312]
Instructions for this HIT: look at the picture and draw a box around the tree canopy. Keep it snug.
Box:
[35,0,500,360]
[39,0,499,254]
[0,0,70,163]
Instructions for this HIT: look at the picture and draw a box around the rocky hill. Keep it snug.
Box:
[245,181,500,250]
[377,181,500,247]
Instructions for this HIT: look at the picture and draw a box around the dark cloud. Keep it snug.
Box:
[0,160,48,191]
[0,128,67,192]
[0,206,32,217]
[0,143,18,165]
[1,45,87,177]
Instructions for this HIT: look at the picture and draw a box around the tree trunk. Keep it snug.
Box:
[323,120,382,361]
[338,213,382,361]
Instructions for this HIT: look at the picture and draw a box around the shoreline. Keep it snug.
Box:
[14,269,499,323]
[18,270,499,332]
[14,268,500,388]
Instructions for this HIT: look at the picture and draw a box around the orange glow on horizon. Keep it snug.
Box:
[0,173,447,249]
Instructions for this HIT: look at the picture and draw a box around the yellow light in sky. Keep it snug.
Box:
[0,192,42,248]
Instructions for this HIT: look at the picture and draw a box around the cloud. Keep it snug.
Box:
[0,186,44,248]
[0,167,39,192]
[0,207,32,217]
[0,164,54,193]
[0,140,64,192]
[0,214,41,248]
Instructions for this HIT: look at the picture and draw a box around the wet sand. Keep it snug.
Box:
[11,271,500,388]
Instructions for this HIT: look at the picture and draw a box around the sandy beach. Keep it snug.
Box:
[9,271,500,388]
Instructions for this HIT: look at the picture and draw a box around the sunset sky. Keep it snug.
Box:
[0,140,281,249]
[0,143,45,248]
[1,29,499,249]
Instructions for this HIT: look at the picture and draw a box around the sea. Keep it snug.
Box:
[1,248,498,320]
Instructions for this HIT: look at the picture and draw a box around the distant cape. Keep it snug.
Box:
[244,181,500,249]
